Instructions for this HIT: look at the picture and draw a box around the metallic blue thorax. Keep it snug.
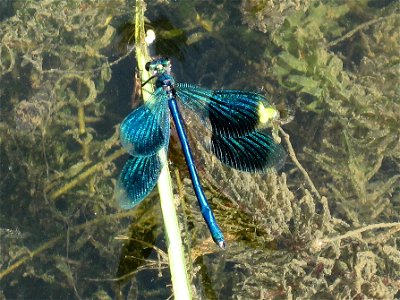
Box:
[155,73,175,89]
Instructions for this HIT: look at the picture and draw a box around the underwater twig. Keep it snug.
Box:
[114,236,168,261]
[0,210,137,280]
[327,14,398,48]
[87,262,169,283]
[312,222,400,251]
[77,106,86,135]
[77,106,90,160]
[0,236,63,280]
[42,45,136,75]
[41,130,50,177]
[364,224,400,244]
[49,148,125,201]
[76,74,90,162]
[278,126,321,199]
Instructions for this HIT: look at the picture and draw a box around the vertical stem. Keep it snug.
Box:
[77,105,89,160]
[134,1,192,299]
[78,105,86,135]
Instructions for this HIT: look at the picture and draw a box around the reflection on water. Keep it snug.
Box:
[0,0,399,299]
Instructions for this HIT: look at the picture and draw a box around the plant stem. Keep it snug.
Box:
[311,222,400,252]
[327,15,398,48]
[279,126,321,199]
[134,1,192,299]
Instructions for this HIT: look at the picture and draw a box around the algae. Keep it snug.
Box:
[1,0,399,299]
[0,1,140,298]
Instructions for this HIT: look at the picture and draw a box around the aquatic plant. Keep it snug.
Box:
[1,0,399,299]
[238,0,400,298]
[264,1,400,224]
[0,1,142,298]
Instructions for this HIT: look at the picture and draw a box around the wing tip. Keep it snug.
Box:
[267,143,287,172]
[115,155,162,210]
[210,131,287,174]
[114,179,136,210]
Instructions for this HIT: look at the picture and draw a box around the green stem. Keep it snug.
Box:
[134,1,192,299]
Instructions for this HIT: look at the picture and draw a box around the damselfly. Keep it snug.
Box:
[115,57,286,248]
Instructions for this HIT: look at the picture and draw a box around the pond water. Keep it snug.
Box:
[1,0,399,299]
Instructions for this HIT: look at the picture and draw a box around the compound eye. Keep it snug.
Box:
[145,62,151,71]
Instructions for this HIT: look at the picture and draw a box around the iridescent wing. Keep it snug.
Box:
[211,131,286,172]
[115,154,162,209]
[117,87,169,209]
[175,83,286,173]
[120,87,169,156]
[176,83,272,137]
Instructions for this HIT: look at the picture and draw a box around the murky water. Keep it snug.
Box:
[1,1,399,299]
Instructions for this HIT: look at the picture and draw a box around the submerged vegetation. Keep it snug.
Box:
[0,0,399,299]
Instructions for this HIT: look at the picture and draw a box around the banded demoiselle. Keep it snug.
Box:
[115,57,286,248]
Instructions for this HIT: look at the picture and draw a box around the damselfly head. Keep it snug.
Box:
[145,57,171,76]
